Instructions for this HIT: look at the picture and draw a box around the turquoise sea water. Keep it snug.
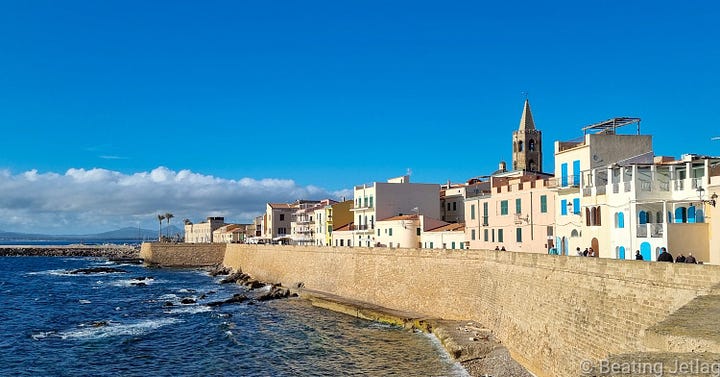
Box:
[0,257,467,376]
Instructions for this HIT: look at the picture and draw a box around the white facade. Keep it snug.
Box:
[351,175,441,248]
[184,217,226,243]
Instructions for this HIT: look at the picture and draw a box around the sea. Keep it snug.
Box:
[0,254,468,376]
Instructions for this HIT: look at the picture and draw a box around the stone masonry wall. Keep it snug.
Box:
[223,244,720,377]
[140,242,225,267]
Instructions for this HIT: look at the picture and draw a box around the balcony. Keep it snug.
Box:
[636,224,664,238]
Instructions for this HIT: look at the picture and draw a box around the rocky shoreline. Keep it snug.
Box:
[0,245,140,259]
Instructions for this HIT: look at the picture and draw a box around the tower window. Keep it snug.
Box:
[518,141,524,152]
[529,139,535,151]
[529,160,536,171]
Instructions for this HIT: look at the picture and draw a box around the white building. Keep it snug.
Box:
[351,175,440,248]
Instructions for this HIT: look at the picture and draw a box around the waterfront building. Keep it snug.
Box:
[465,172,555,253]
[440,182,467,223]
[582,153,720,262]
[351,175,440,248]
[463,99,555,253]
[184,216,226,243]
[315,200,353,246]
[421,222,466,250]
[212,223,253,243]
[331,222,354,247]
[290,199,334,246]
[263,203,293,240]
[253,215,263,237]
[553,117,653,257]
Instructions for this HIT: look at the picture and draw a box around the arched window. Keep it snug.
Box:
[529,160,536,171]
[518,141,524,152]
[656,211,663,224]
[595,206,602,225]
[590,207,597,226]
[617,246,626,260]
[529,139,536,151]
[688,206,696,223]
[616,212,625,228]
[571,229,579,237]
[585,208,591,226]
[674,207,687,223]
[638,211,648,225]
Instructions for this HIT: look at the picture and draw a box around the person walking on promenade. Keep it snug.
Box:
[675,254,686,263]
[657,247,674,262]
[635,250,644,260]
[686,253,697,264]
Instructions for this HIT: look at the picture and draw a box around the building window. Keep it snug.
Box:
[447,202,451,210]
[471,229,476,240]
[515,198,522,214]
[615,212,625,228]
[453,202,457,211]
[430,242,434,249]
[518,140,524,152]
[540,195,547,213]
[572,160,580,186]
[416,227,421,236]
[498,229,504,243]
[516,228,522,242]
[280,214,285,221]
[561,163,568,187]
[484,229,488,241]
[529,139,535,151]
[369,196,373,208]
[500,200,508,215]
[364,197,368,207]
[451,242,456,249]
[483,202,489,226]
[471,204,476,220]
[573,198,580,215]
[389,228,393,236]
[561,199,567,216]
[460,242,464,249]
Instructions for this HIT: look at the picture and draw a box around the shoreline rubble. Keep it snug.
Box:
[0,245,140,259]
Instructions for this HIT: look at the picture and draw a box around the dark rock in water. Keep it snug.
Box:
[208,265,233,276]
[199,294,207,300]
[131,282,147,287]
[180,298,196,305]
[109,257,144,264]
[164,301,174,307]
[207,294,248,307]
[244,280,265,290]
[220,271,249,284]
[91,321,109,327]
[133,276,153,281]
[68,267,127,275]
[257,285,291,302]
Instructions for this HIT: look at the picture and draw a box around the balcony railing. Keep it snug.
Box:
[650,224,664,238]
[636,224,648,238]
[636,223,664,238]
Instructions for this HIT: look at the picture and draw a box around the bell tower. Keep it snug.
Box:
[512,99,542,172]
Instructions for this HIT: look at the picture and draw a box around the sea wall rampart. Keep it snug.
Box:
[140,242,225,267]
[222,244,720,377]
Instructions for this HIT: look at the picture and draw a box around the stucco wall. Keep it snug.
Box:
[223,244,720,377]
[140,242,225,267]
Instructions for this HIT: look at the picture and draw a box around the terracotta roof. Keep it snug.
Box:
[333,222,353,231]
[427,223,465,232]
[268,203,292,209]
[378,214,419,222]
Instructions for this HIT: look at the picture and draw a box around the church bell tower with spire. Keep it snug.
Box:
[512,99,542,172]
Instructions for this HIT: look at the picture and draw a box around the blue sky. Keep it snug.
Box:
[0,1,718,234]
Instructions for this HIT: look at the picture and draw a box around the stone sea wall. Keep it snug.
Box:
[140,242,225,267]
[220,244,720,377]
[0,245,139,259]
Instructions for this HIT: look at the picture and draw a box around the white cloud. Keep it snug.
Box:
[0,166,346,235]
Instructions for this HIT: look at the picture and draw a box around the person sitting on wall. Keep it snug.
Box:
[500,246,506,251]
[657,247,674,262]
[588,247,595,257]
[576,247,583,257]
[583,248,589,257]
[675,254,686,263]
[495,246,500,251]
[685,253,697,264]
[635,250,644,260]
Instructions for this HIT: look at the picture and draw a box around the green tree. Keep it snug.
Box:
[164,212,174,238]
[157,214,165,241]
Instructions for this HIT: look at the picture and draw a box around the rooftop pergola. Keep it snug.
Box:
[582,117,641,135]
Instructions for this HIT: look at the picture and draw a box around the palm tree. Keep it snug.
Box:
[157,214,165,241]
[164,213,174,238]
